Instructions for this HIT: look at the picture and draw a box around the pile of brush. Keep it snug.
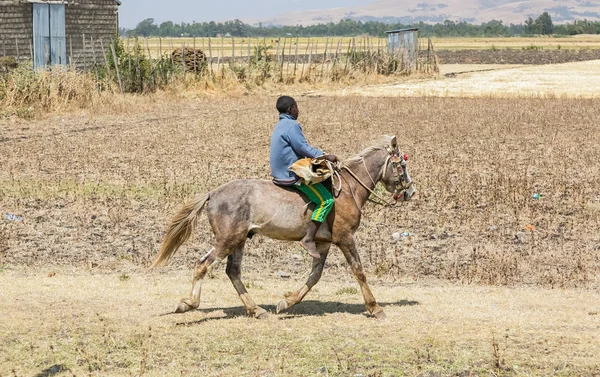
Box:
[171,48,207,72]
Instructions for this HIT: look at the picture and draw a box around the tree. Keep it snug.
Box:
[524,17,535,34]
[134,18,158,37]
[535,12,554,35]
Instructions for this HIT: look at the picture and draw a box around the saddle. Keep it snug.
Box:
[288,156,333,185]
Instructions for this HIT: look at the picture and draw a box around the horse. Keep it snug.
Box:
[150,135,415,319]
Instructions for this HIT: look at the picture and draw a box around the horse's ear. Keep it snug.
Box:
[390,136,397,148]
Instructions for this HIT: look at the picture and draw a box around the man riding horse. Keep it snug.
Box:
[269,96,338,259]
[150,100,416,319]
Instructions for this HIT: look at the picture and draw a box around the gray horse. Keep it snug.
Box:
[151,135,415,319]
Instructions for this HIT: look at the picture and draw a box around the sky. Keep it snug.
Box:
[119,0,370,29]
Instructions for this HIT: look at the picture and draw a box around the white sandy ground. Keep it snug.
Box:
[318,60,600,98]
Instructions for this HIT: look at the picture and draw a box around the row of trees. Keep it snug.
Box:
[121,13,600,38]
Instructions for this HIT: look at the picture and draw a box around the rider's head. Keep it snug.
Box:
[276,96,299,120]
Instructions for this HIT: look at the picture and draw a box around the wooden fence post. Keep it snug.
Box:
[301,37,310,79]
[15,37,19,63]
[69,36,73,68]
[231,37,235,64]
[99,39,113,93]
[90,36,101,92]
[307,39,313,80]
[293,36,299,77]
[208,37,213,76]
[110,42,123,93]
[82,34,86,69]
[126,38,131,74]
[193,37,197,76]
[280,38,286,81]
[322,37,329,79]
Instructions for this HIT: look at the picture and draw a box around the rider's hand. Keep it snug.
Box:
[323,154,338,163]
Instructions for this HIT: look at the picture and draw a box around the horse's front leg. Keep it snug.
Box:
[335,235,385,319]
[276,242,331,314]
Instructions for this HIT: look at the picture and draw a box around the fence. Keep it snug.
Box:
[2,35,439,92]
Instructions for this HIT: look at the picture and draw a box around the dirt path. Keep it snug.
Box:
[1,269,599,376]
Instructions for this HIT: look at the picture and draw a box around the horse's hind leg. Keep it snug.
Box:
[226,247,269,319]
[276,242,331,314]
[176,247,221,313]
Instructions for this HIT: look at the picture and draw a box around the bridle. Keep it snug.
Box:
[383,145,414,201]
[337,144,414,207]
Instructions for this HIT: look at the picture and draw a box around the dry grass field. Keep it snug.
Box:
[1,91,600,375]
[137,35,600,60]
[2,38,600,375]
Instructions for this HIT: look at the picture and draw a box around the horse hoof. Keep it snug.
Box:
[254,307,269,319]
[373,310,387,320]
[175,301,195,313]
[276,300,288,314]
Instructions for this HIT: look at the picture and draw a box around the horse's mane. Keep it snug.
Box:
[344,135,393,164]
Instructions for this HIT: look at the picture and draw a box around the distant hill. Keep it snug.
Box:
[257,0,600,26]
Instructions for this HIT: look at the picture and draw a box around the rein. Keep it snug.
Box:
[338,156,398,207]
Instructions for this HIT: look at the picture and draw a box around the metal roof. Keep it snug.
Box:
[384,28,419,34]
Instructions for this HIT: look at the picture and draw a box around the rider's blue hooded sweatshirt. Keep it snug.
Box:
[270,114,323,185]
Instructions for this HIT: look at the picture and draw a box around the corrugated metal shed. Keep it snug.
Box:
[385,28,419,66]
[0,0,120,70]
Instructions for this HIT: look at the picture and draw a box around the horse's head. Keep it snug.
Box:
[381,136,416,202]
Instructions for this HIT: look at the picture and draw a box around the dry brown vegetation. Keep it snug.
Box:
[2,96,599,287]
[1,59,600,375]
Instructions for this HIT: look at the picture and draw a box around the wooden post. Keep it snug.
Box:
[110,43,123,93]
[301,37,309,80]
[247,37,251,65]
[15,37,19,63]
[2,37,5,57]
[293,36,299,77]
[208,37,213,76]
[169,38,174,76]
[344,39,352,74]
[307,39,313,80]
[99,39,113,93]
[145,37,151,61]
[90,36,97,68]
[231,37,235,64]
[322,38,329,79]
[159,37,165,83]
[275,38,280,63]
[181,42,186,72]
[82,34,86,69]
[146,37,155,87]
[127,38,131,74]
[28,38,33,62]
[286,37,291,76]
[69,36,73,67]
[280,38,286,81]
[193,37,197,76]
[135,39,141,89]
[91,37,100,92]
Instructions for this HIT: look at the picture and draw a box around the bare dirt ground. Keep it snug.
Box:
[1,271,599,376]
[1,86,600,374]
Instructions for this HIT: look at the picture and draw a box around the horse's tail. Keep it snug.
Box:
[150,193,210,269]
